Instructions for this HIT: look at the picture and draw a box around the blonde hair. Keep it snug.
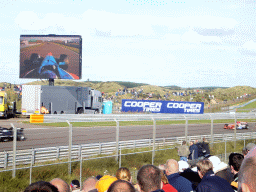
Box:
[116,167,131,182]
[197,159,213,176]
[161,171,168,185]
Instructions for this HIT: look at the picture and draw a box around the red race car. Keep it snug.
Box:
[224,121,249,130]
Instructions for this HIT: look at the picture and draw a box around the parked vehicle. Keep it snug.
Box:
[0,91,16,118]
[224,121,249,130]
[22,85,103,115]
[0,127,25,142]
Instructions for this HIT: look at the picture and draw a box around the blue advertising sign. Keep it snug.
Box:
[122,99,204,114]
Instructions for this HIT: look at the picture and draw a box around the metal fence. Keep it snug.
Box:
[1,112,256,184]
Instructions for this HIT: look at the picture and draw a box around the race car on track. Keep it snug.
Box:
[22,52,79,79]
[0,127,25,142]
[224,121,249,130]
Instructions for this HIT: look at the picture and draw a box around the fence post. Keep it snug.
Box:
[78,145,82,160]
[133,140,136,153]
[152,117,156,165]
[115,119,119,162]
[79,152,82,191]
[119,146,122,168]
[67,120,72,175]
[99,143,102,155]
[225,137,227,163]
[4,151,8,169]
[30,150,33,184]
[32,149,35,165]
[56,146,60,160]
[183,115,188,143]
[234,114,237,150]
[208,114,214,147]
[11,123,16,178]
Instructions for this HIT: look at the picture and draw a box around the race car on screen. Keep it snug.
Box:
[22,52,79,79]
[224,121,249,130]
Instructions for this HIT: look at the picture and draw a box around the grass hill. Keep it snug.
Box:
[1,80,256,113]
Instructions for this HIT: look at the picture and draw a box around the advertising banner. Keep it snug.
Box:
[122,99,204,114]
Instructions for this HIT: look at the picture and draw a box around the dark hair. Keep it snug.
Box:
[71,179,80,188]
[24,181,59,192]
[107,180,135,192]
[137,164,161,192]
[229,153,244,172]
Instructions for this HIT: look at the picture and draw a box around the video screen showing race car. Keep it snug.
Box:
[20,35,82,80]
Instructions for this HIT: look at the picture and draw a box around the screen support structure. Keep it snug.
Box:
[49,78,54,86]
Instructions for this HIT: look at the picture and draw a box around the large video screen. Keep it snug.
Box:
[20,35,82,80]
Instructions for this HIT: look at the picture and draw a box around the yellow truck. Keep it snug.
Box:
[0,91,16,118]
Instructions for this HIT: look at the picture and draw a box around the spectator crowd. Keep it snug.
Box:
[24,141,256,192]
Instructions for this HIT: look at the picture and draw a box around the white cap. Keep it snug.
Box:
[208,156,227,173]
[178,161,189,172]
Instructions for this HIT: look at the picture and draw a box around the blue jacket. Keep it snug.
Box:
[167,173,194,192]
[189,144,199,160]
[196,170,234,192]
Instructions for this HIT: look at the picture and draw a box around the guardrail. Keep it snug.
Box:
[1,132,255,169]
[42,112,256,122]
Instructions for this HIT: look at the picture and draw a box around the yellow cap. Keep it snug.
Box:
[96,175,118,192]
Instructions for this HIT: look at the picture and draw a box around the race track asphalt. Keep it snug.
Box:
[1,118,255,152]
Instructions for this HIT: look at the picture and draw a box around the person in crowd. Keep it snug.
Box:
[228,153,244,191]
[82,177,98,192]
[238,145,256,192]
[208,155,233,184]
[50,178,71,192]
[107,180,135,192]
[195,140,204,158]
[243,143,255,156]
[165,159,194,192]
[137,164,164,192]
[96,175,117,192]
[189,141,198,161]
[178,161,201,188]
[70,179,80,192]
[201,138,210,156]
[196,159,234,192]
[96,175,103,180]
[160,170,178,192]
[116,167,132,182]
[178,141,190,162]
[24,181,59,192]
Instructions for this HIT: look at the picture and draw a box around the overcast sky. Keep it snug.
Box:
[0,0,256,88]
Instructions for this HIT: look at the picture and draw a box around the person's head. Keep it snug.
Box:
[178,161,189,172]
[70,179,80,190]
[196,159,213,179]
[228,153,244,175]
[82,177,98,192]
[96,175,117,192]
[244,143,256,156]
[190,141,194,146]
[116,167,131,182]
[107,180,135,192]
[50,178,70,192]
[238,147,256,192]
[195,140,199,144]
[182,140,186,145]
[165,159,179,175]
[24,181,59,192]
[160,171,169,185]
[137,164,162,192]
